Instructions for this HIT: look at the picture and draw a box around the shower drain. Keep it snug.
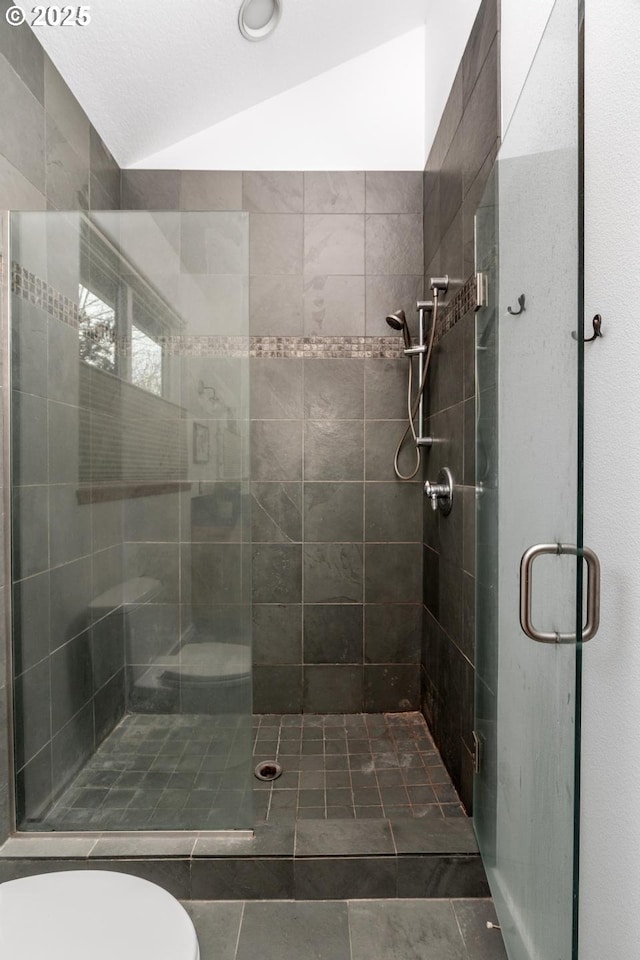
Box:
[254,760,283,782]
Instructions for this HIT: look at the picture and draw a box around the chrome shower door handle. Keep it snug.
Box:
[519,543,601,643]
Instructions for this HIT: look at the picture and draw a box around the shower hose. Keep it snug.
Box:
[393,290,441,481]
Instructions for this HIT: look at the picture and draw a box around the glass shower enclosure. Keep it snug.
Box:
[474,0,586,958]
[9,210,253,832]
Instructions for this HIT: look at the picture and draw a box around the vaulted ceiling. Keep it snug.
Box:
[34,0,434,168]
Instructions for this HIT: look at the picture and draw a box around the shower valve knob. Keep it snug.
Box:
[424,468,454,516]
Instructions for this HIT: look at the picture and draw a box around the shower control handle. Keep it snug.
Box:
[424,468,453,515]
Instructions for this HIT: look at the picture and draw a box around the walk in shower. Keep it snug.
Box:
[9,210,253,832]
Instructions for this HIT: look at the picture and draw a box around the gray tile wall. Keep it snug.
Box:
[421,0,500,811]
[122,170,425,714]
[0,5,122,839]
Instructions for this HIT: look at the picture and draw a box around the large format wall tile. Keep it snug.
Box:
[421,0,499,812]
[304,172,365,214]
[304,214,365,276]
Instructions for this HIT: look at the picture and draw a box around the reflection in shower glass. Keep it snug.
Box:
[10,211,252,832]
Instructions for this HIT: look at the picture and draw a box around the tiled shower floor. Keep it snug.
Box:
[33,712,463,831]
[254,713,464,822]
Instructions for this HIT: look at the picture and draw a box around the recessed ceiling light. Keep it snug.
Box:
[238,0,282,42]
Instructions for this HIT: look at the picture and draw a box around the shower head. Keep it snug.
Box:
[385,309,411,350]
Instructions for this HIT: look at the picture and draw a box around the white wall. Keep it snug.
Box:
[423,0,481,157]
[581,0,640,957]
[132,28,426,171]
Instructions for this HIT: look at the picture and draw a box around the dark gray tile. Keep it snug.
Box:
[303,605,363,664]
[304,482,363,542]
[0,9,44,102]
[251,421,303,481]
[13,659,51,768]
[461,573,475,664]
[183,543,241,604]
[397,855,488,898]
[49,484,92,567]
[304,172,365,214]
[0,54,45,191]
[13,390,47,485]
[304,421,363,481]
[295,857,396,899]
[365,275,424,339]
[237,901,350,960]
[194,824,294,858]
[184,902,244,960]
[45,116,89,210]
[51,701,94,792]
[91,609,125,686]
[94,669,125,744]
[452,899,508,960]
[304,214,364,275]
[462,487,476,576]
[303,666,363,713]
[11,298,47,397]
[460,38,499,194]
[365,215,423,275]
[426,60,464,176]
[296,819,394,856]
[364,421,418,481]
[47,401,80,484]
[365,172,423,214]
[243,172,303,213]
[463,398,476,485]
[250,214,303,275]
[50,629,93,733]
[303,543,363,603]
[125,493,179,542]
[364,666,419,711]
[303,359,364,419]
[390,817,477,854]
[86,860,191,899]
[181,171,243,211]
[253,666,302,713]
[349,900,466,960]
[250,358,303,419]
[191,857,294,899]
[253,604,302,665]
[250,275,304,336]
[15,746,52,827]
[252,544,302,603]
[364,544,421,603]
[303,275,365,336]
[364,482,422,542]
[12,485,49,579]
[121,170,180,209]
[12,573,50,674]
[364,361,407,420]
[89,127,120,206]
[49,555,91,646]
[364,604,421,664]
[252,482,302,543]
[462,0,499,105]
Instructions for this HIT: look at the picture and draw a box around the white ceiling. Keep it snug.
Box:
[33,0,434,168]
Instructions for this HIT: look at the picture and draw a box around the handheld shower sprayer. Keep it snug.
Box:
[385,309,412,351]
[386,277,449,480]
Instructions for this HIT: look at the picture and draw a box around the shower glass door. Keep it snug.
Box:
[474,0,584,958]
[9,210,253,832]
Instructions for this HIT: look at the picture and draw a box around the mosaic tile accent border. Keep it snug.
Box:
[5,258,407,360]
[10,259,81,329]
[435,275,477,344]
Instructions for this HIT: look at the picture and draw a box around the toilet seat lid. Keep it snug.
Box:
[0,870,199,960]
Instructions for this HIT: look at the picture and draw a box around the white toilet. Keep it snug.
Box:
[0,871,200,960]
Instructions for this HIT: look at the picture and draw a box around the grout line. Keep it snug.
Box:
[233,900,246,960]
